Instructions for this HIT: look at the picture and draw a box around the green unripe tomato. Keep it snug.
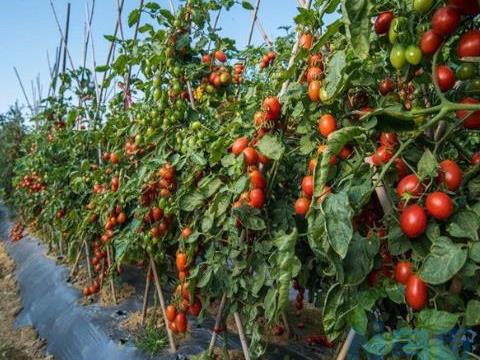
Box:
[405,45,422,65]
[389,17,405,44]
[466,78,480,94]
[390,44,406,70]
[135,134,143,145]
[413,0,433,14]
[173,66,182,77]
[165,47,174,58]
[191,121,202,130]
[457,63,476,80]
[153,88,162,101]
[153,77,161,87]
[188,138,196,147]
[146,127,154,138]
[206,84,215,94]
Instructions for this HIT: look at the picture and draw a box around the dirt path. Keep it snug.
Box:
[0,241,52,360]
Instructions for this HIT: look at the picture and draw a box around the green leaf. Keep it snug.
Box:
[363,333,395,356]
[128,9,140,27]
[419,339,457,360]
[179,191,205,211]
[385,281,405,304]
[323,192,354,259]
[465,300,480,326]
[198,176,223,198]
[243,216,266,231]
[241,1,254,10]
[417,149,438,180]
[347,306,367,335]
[256,134,285,160]
[469,242,480,263]
[416,309,459,335]
[343,233,378,285]
[447,210,480,241]
[341,0,371,60]
[322,284,346,341]
[95,65,109,72]
[419,237,467,284]
[313,19,342,51]
[388,223,411,255]
[322,50,347,102]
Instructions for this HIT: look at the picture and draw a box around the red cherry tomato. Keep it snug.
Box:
[400,204,427,238]
[295,198,310,217]
[249,188,265,208]
[436,65,456,92]
[456,97,480,129]
[301,175,314,198]
[242,147,259,166]
[405,274,427,311]
[338,145,353,160]
[374,11,394,35]
[472,152,480,165]
[431,6,461,37]
[457,30,480,59]
[318,114,337,137]
[166,305,177,322]
[438,160,462,191]
[379,132,398,148]
[250,170,266,189]
[426,191,454,220]
[395,158,410,180]
[421,30,443,56]
[395,261,413,285]
[231,137,248,156]
[175,312,188,333]
[371,146,393,166]
[397,174,423,198]
[448,0,480,15]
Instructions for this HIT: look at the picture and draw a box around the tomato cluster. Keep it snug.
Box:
[9,223,24,242]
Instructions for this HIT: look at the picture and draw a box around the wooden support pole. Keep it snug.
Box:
[246,0,262,48]
[83,239,93,284]
[62,3,71,75]
[233,312,251,360]
[208,293,227,353]
[141,262,152,326]
[13,67,34,114]
[149,254,177,352]
[336,329,356,360]
[106,245,117,304]
[69,241,85,277]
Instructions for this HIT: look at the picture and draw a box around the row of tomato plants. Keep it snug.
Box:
[7,0,480,358]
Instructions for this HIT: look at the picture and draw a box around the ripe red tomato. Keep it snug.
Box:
[202,54,212,64]
[250,170,266,189]
[378,78,394,96]
[181,227,192,239]
[176,252,188,272]
[295,198,310,216]
[374,11,394,35]
[262,96,282,120]
[190,298,202,317]
[169,320,178,334]
[405,274,427,311]
[318,114,337,137]
[456,97,480,129]
[397,174,423,198]
[249,188,265,208]
[301,175,314,198]
[449,0,480,15]
[426,191,454,220]
[110,152,120,164]
[175,312,188,333]
[338,145,353,160]
[309,53,323,67]
[436,65,456,92]
[431,6,461,37]
[395,158,410,180]
[152,207,163,222]
[231,137,248,156]
[458,30,480,58]
[379,132,398,148]
[421,30,443,56]
[400,204,427,238]
[215,50,227,63]
[306,67,323,83]
[395,261,413,285]
[166,305,177,322]
[308,80,322,102]
[243,147,259,166]
[371,146,393,166]
[258,152,270,165]
[472,152,480,165]
[116,212,127,225]
[438,159,462,192]
[300,33,313,49]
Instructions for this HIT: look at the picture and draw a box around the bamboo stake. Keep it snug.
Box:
[83,239,93,283]
[62,3,71,75]
[141,262,152,326]
[233,312,251,360]
[255,17,273,46]
[246,0,262,49]
[208,293,227,353]
[336,329,356,360]
[149,254,177,352]
[13,67,34,113]
[281,311,292,339]
[70,241,85,277]
[49,1,75,71]
[207,9,222,52]
[279,0,312,98]
[106,245,117,304]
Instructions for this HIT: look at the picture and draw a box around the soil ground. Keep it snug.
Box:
[0,241,52,360]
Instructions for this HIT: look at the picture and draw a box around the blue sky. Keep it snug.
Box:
[0,1,331,113]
